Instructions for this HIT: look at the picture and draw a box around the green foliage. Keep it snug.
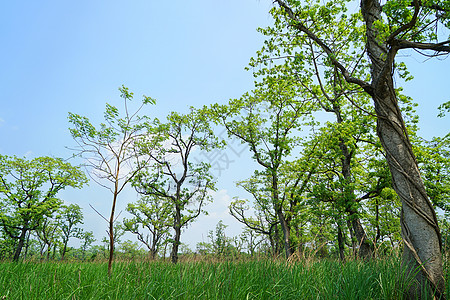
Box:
[0,155,87,260]
[123,195,172,258]
[414,135,450,211]
[438,101,450,118]
[132,108,224,262]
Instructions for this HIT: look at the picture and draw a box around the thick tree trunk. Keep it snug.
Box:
[346,208,373,259]
[272,174,293,258]
[361,0,444,297]
[13,227,27,261]
[171,207,182,264]
[375,85,444,298]
[336,221,346,261]
[149,247,157,260]
[346,219,357,258]
[23,231,31,260]
[171,226,181,264]
[276,208,292,258]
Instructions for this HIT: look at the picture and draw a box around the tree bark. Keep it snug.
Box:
[108,189,118,277]
[272,172,293,258]
[13,227,27,261]
[361,0,444,297]
[337,221,346,261]
[171,207,182,264]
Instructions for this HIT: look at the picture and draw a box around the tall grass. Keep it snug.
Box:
[0,258,443,299]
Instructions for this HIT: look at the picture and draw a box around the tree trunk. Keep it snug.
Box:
[338,118,373,259]
[375,198,381,247]
[171,226,181,264]
[61,241,68,260]
[272,174,293,258]
[46,244,51,260]
[345,206,373,259]
[171,207,182,264]
[276,208,292,258]
[375,84,444,298]
[23,231,31,260]
[150,248,157,260]
[346,219,357,258]
[108,190,119,277]
[361,0,444,297]
[337,221,346,261]
[13,227,27,261]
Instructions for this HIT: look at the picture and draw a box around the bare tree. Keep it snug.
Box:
[68,85,155,275]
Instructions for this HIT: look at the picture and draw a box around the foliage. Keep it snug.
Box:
[132,108,223,263]
[0,155,87,260]
[123,195,172,259]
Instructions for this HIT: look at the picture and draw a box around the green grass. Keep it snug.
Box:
[0,258,436,299]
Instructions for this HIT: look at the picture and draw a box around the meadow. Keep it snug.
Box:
[0,257,444,299]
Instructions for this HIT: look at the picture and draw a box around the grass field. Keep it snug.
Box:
[0,258,445,299]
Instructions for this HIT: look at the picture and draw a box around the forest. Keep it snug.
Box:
[1,0,450,299]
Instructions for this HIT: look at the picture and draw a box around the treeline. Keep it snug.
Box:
[0,81,448,264]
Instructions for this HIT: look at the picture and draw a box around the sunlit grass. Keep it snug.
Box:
[0,258,444,299]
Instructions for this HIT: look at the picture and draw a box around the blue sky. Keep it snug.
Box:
[0,1,448,250]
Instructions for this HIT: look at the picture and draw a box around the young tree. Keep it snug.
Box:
[262,0,449,296]
[0,155,86,261]
[229,178,280,256]
[79,230,96,260]
[35,213,61,260]
[208,220,232,257]
[132,109,223,263]
[59,203,84,260]
[68,85,155,275]
[123,195,172,259]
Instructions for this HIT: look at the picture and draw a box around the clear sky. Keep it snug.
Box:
[0,1,448,250]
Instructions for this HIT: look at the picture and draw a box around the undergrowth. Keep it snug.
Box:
[0,258,446,299]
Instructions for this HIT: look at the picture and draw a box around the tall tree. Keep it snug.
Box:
[68,85,155,275]
[132,109,222,263]
[0,155,86,261]
[210,78,311,258]
[270,0,449,296]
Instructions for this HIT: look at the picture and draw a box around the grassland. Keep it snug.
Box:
[0,258,445,299]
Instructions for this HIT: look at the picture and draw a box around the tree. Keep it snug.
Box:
[0,155,87,261]
[35,213,62,260]
[59,204,84,260]
[132,109,223,263]
[208,220,233,257]
[68,85,155,275]
[123,195,172,259]
[79,230,96,260]
[210,78,312,258]
[268,0,449,296]
[229,178,280,256]
[118,240,145,260]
